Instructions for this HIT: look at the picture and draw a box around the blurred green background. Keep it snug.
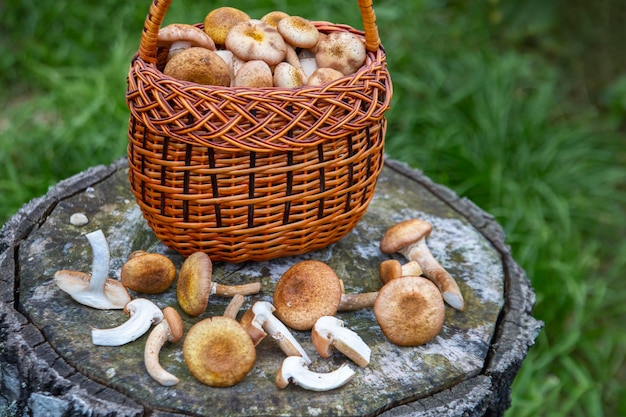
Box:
[1,0,625,416]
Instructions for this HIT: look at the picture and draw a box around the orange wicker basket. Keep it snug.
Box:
[126,0,392,262]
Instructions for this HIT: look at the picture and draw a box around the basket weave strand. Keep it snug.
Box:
[126,0,393,262]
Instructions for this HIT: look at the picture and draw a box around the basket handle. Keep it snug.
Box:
[137,0,381,62]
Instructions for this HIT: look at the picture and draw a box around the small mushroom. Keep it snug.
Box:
[306,67,344,86]
[92,298,163,346]
[163,47,231,86]
[176,251,261,317]
[157,23,216,61]
[120,252,176,294]
[315,31,366,76]
[225,19,287,66]
[311,316,371,368]
[239,300,311,364]
[273,260,377,330]
[260,10,290,28]
[275,356,356,391]
[374,276,445,346]
[233,60,274,88]
[277,16,320,49]
[273,62,305,88]
[380,219,464,310]
[144,306,184,386]
[54,229,131,310]
[183,296,256,387]
[203,6,251,46]
[378,259,423,285]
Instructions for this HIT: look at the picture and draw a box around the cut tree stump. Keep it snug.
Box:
[0,157,542,417]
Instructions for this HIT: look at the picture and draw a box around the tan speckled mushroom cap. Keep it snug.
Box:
[374,275,445,346]
[183,316,256,387]
[380,218,433,254]
[203,7,250,46]
[277,16,320,49]
[273,260,343,331]
[176,251,213,317]
[163,47,231,86]
[225,19,287,66]
[121,253,176,294]
[315,31,367,76]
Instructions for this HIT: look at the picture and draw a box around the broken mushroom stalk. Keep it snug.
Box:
[275,356,356,392]
[239,300,312,364]
[144,306,184,386]
[312,316,371,368]
[54,229,131,310]
[177,251,262,317]
[378,259,423,285]
[380,219,465,310]
[92,298,163,346]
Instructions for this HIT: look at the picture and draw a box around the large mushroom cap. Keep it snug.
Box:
[225,19,287,66]
[277,16,320,49]
[380,218,433,254]
[183,316,256,387]
[315,31,367,76]
[120,253,176,294]
[374,275,445,346]
[273,260,342,331]
[163,47,231,86]
[203,7,250,45]
[177,251,213,316]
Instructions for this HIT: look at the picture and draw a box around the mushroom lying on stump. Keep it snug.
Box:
[312,316,371,368]
[275,356,356,392]
[380,219,465,310]
[144,306,184,386]
[121,252,176,295]
[176,251,261,317]
[91,298,163,346]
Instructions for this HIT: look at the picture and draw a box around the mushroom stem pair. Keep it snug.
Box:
[380,219,465,310]
[92,298,163,346]
[54,229,131,310]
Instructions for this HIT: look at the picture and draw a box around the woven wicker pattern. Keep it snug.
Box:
[126,0,393,262]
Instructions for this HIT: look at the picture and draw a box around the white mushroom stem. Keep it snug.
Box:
[92,298,163,346]
[312,316,371,368]
[246,301,311,364]
[400,240,464,310]
[275,356,356,391]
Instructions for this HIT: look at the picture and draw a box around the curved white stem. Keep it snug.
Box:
[144,321,179,386]
[276,356,355,391]
[92,299,163,346]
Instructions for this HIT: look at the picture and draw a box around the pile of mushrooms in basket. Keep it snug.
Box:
[55,213,464,390]
[158,7,369,88]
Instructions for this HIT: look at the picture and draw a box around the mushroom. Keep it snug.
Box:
[277,16,320,49]
[239,300,311,364]
[306,67,344,86]
[315,31,367,76]
[203,6,251,46]
[176,251,261,317]
[183,296,256,387]
[260,10,290,28]
[311,316,371,368]
[120,252,176,294]
[225,19,287,66]
[380,219,464,310]
[91,298,163,346]
[373,276,445,346]
[273,62,305,88]
[157,23,216,61]
[275,356,356,391]
[144,306,184,386]
[378,259,423,285]
[163,47,231,86]
[233,60,274,88]
[54,229,131,310]
[297,48,318,80]
[273,260,377,330]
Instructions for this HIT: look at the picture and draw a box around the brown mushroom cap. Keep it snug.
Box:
[162,306,184,343]
[379,259,403,285]
[306,67,344,86]
[120,253,176,294]
[163,47,231,86]
[225,19,287,66]
[315,31,367,76]
[203,7,251,45]
[380,219,433,254]
[273,260,342,331]
[374,275,445,346]
[183,316,256,387]
[176,251,213,316]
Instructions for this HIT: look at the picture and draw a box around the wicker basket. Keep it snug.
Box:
[126,0,392,262]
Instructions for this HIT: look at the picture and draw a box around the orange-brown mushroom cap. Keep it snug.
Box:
[162,306,184,343]
[273,260,343,331]
[374,275,445,346]
[380,219,433,254]
[177,252,213,316]
[121,253,176,294]
[183,316,256,387]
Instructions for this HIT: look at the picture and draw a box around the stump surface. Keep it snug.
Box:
[0,158,542,417]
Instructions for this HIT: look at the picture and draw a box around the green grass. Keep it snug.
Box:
[1,0,625,416]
